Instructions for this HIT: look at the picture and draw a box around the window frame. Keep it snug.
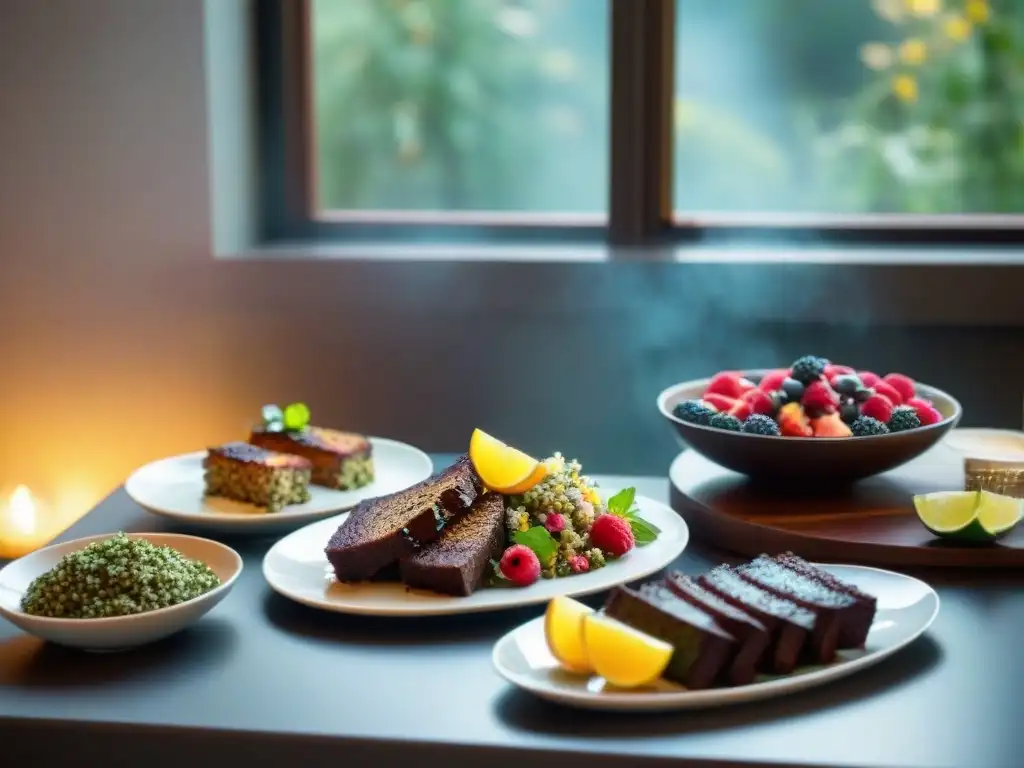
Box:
[258,0,1024,249]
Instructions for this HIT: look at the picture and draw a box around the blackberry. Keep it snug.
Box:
[851,416,890,437]
[742,414,781,436]
[790,355,827,384]
[673,399,716,426]
[888,405,921,433]
[709,413,743,432]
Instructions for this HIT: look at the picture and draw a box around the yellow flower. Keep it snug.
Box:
[861,42,895,70]
[944,14,973,41]
[906,0,941,16]
[966,0,990,23]
[898,38,928,65]
[892,74,919,102]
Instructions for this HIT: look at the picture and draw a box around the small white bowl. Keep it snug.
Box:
[0,532,242,651]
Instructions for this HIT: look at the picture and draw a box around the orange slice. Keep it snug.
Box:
[544,596,594,674]
[468,429,545,494]
[582,613,673,688]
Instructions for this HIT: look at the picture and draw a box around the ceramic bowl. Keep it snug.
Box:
[657,370,962,484]
[0,532,242,651]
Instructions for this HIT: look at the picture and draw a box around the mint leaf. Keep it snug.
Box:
[513,526,559,565]
[630,517,661,546]
[283,402,311,431]
[606,487,636,518]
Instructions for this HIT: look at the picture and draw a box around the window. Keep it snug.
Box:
[311,0,608,219]
[672,0,1023,218]
[261,0,1024,244]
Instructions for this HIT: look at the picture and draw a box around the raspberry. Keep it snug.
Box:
[758,369,790,392]
[727,399,753,421]
[858,371,881,388]
[702,393,737,412]
[741,388,775,416]
[569,555,590,574]
[544,513,566,534]
[873,380,904,406]
[499,545,541,587]
[906,397,942,426]
[801,379,839,416]
[882,373,916,403]
[706,372,753,399]
[824,364,855,379]
[589,514,635,557]
[860,393,894,424]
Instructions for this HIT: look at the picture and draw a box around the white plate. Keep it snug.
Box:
[942,428,1024,460]
[125,437,433,534]
[492,564,939,711]
[0,532,242,651]
[262,493,689,616]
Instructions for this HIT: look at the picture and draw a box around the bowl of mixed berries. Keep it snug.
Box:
[657,355,961,483]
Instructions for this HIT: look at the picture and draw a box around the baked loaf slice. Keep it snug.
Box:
[249,426,373,490]
[203,442,312,513]
[325,456,481,581]
[399,493,505,596]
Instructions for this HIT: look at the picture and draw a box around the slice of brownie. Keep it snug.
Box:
[203,442,312,513]
[325,456,481,581]
[774,553,877,648]
[603,586,735,690]
[698,566,813,674]
[656,573,770,686]
[734,555,856,665]
[399,493,505,596]
[249,426,374,490]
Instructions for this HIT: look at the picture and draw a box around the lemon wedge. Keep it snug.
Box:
[582,613,673,689]
[544,597,594,674]
[469,429,545,494]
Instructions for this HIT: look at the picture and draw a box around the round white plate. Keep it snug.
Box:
[262,493,689,616]
[125,437,433,534]
[492,564,939,711]
[0,532,242,651]
[942,428,1024,460]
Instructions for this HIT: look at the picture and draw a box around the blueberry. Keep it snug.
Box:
[768,390,787,413]
[832,374,862,396]
[781,378,805,402]
[840,399,860,425]
[853,387,874,403]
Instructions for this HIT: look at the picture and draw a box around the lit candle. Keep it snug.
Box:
[0,485,49,559]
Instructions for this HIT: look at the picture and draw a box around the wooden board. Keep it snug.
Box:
[669,440,1024,568]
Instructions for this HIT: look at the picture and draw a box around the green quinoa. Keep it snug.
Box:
[20,532,221,619]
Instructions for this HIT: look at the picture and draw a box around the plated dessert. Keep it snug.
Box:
[323,430,662,597]
[673,356,944,438]
[543,552,878,691]
[204,402,375,512]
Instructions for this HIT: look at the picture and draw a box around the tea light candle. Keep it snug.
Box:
[0,485,49,559]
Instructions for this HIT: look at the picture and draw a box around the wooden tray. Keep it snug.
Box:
[669,441,1024,568]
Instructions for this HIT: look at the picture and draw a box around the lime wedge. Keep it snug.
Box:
[914,490,1024,542]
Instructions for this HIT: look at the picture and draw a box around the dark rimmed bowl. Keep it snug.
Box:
[657,369,962,484]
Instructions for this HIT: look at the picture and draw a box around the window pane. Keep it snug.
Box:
[673,0,1021,215]
[312,0,608,214]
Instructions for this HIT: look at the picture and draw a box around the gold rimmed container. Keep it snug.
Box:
[964,456,1024,499]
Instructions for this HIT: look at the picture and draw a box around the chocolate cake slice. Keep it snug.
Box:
[656,573,770,686]
[603,586,735,690]
[734,555,856,665]
[203,442,312,513]
[325,456,481,581]
[698,566,814,674]
[774,553,877,648]
[249,426,373,490]
[399,493,505,597]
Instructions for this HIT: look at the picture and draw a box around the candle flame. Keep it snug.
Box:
[9,485,37,535]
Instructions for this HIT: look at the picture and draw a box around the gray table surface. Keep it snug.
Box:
[1,454,1022,768]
